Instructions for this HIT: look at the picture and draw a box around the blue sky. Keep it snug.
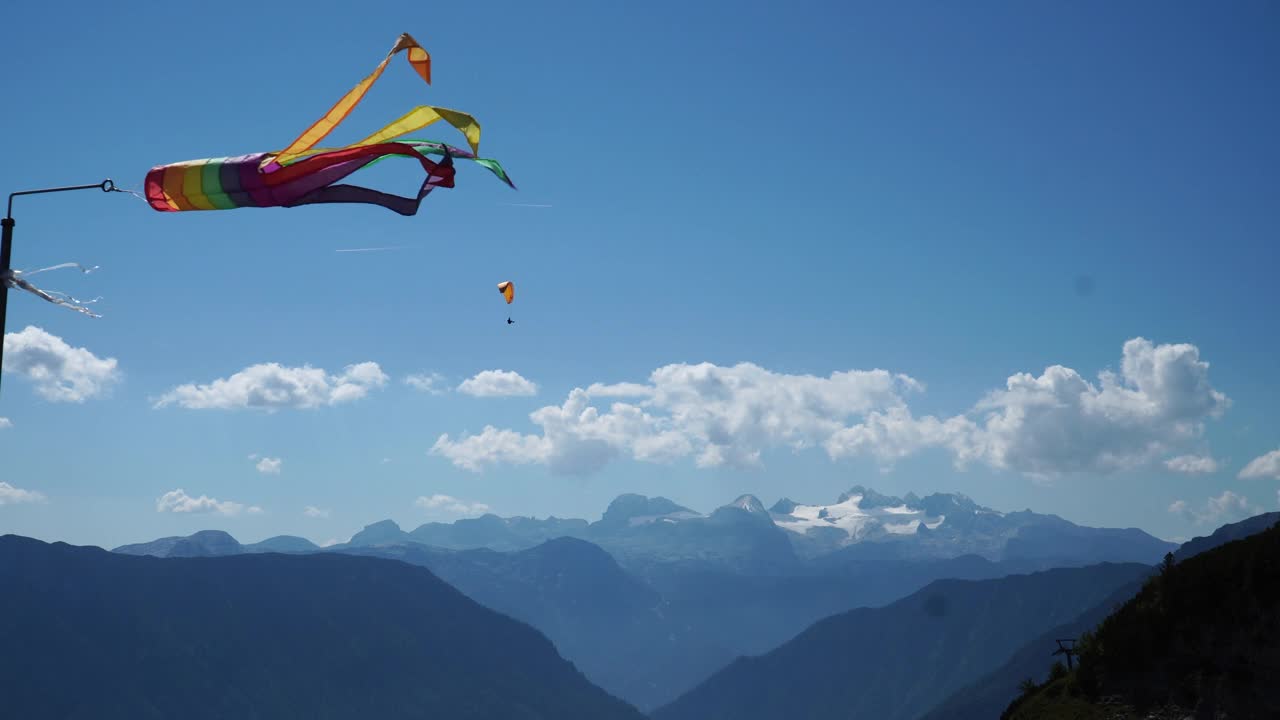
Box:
[2,1,1277,548]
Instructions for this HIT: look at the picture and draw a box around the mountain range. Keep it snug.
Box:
[107,486,1179,711]
[336,487,1178,574]
[116,488,1177,575]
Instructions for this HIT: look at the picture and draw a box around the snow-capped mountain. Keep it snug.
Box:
[771,486,1175,567]
[768,485,1024,559]
[570,485,1173,568]
[769,486,950,544]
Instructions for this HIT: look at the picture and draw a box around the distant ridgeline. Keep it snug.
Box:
[1002,516,1280,719]
[117,487,1179,571]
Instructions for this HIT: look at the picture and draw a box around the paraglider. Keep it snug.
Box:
[498,280,515,324]
[143,33,515,217]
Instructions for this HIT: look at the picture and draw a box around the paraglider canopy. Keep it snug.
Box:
[497,281,514,304]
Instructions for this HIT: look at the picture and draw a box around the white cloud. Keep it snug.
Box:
[320,536,349,547]
[1165,454,1219,474]
[1168,490,1262,526]
[435,363,922,474]
[432,338,1230,480]
[0,417,11,429]
[1239,449,1280,480]
[405,372,447,395]
[2,326,120,402]
[303,505,330,518]
[156,488,261,516]
[823,337,1230,477]
[0,481,46,505]
[154,361,388,411]
[457,369,538,398]
[432,426,548,472]
[255,457,282,475]
[414,494,491,517]
[944,338,1229,478]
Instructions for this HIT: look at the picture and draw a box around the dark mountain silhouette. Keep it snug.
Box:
[1003,517,1280,719]
[0,534,643,720]
[652,562,1151,720]
[929,511,1280,720]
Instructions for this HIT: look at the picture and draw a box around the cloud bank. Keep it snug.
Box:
[432,338,1230,479]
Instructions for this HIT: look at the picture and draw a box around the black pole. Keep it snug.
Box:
[0,217,15,399]
[1,179,119,400]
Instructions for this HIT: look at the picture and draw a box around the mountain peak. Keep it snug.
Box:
[247,535,320,554]
[599,494,697,527]
[520,536,617,566]
[188,529,236,541]
[364,519,402,532]
[349,519,407,547]
[769,498,798,514]
[170,529,243,557]
[725,495,767,514]
[916,491,985,516]
[837,486,906,509]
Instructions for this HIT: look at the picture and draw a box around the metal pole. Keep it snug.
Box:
[1,179,120,400]
[0,216,13,398]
